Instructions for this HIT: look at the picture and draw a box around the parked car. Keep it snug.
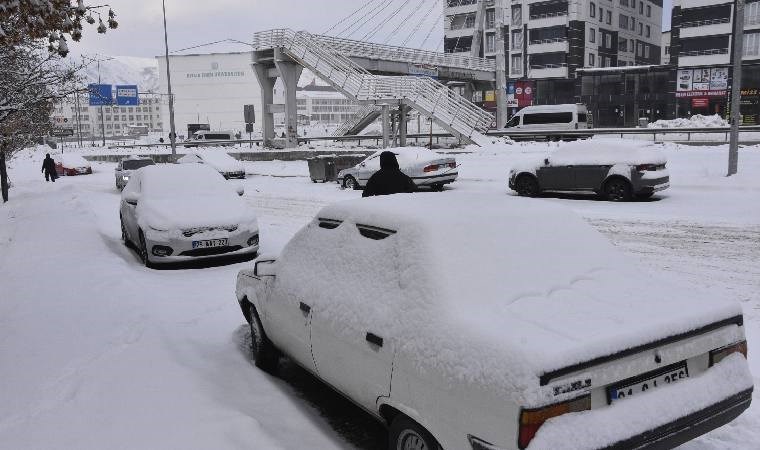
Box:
[235,193,752,450]
[54,153,92,176]
[177,151,246,179]
[337,147,457,191]
[504,104,591,131]
[120,164,257,267]
[183,130,235,148]
[115,155,155,190]
[509,139,670,201]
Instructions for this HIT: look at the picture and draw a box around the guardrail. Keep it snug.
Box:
[107,126,760,150]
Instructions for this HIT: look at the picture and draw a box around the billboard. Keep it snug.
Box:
[88,84,112,106]
[506,82,518,107]
[115,85,139,106]
[675,68,728,98]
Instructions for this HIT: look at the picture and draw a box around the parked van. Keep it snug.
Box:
[505,104,591,130]
[184,130,235,148]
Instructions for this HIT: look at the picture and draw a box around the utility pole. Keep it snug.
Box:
[97,59,107,147]
[728,0,745,176]
[162,0,178,156]
[74,90,83,148]
[495,0,507,130]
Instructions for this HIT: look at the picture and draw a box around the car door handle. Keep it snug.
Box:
[299,302,311,314]
[366,332,383,347]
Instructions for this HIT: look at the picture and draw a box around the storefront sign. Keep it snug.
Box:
[677,67,728,94]
[675,90,727,98]
[515,80,534,107]
[691,98,709,108]
[409,64,439,78]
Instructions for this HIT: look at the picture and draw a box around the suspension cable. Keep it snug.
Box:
[401,0,438,47]
[334,0,384,37]
[341,0,394,39]
[382,0,427,45]
[420,7,444,49]
[323,2,379,35]
[359,0,413,43]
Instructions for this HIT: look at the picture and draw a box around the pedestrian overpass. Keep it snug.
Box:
[250,29,496,147]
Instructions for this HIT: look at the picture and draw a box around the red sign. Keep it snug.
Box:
[691,98,709,108]
[516,80,535,107]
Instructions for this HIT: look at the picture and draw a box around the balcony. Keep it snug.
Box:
[528,64,568,79]
[679,48,730,67]
[527,37,568,54]
[527,11,568,29]
[679,18,732,38]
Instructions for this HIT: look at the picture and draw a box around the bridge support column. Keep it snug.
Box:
[274,49,303,149]
[252,53,276,147]
[398,106,408,147]
[381,104,390,149]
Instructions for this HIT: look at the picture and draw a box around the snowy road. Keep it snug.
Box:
[0,144,758,449]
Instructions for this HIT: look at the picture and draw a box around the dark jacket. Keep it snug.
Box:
[362,151,416,198]
[42,156,57,175]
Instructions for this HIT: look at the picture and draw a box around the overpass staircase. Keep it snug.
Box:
[252,29,493,145]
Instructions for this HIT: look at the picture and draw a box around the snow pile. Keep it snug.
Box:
[648,114,728,129]
[549,138,668,166]
[54,153,91,168]
[177,151,245,174]
[128,164,255,230]
[275,193,743,405]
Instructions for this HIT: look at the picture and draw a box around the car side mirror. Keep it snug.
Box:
[360,162,366,167]
[124,191,140,205]
[544,158,550,166]
[254,259,277,277]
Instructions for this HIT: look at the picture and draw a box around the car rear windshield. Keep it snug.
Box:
[523,112,573,125]
[123,160,155,170]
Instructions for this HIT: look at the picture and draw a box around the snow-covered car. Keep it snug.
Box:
[177,151,245,179]
[509,139,670,201]
[235,193,752,450]
[114,156,155,190]
[54,153,92,176]
[120,164,258,267]
[337,147,457,191]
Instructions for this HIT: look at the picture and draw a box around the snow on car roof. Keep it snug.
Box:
[178,151,244,173]
[281,193,741,405]
[55,153,90,167]
[139,164,231,195]
[550,138,668,166]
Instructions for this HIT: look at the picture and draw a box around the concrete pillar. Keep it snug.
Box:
[463,82,475,104]
[399,106,408,147]
[252,53,276,147]
[381,104,390,148]
[274,49,303,149]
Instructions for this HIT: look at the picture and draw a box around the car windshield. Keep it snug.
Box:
[123,160,155,170]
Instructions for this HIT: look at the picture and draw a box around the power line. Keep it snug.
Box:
[401,0,439,47]
[323,2,379,35]
[382,0,427,45]
[359,0,413,43]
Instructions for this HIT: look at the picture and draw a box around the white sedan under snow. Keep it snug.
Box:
[235,193,752,450]
[120,164,258,267]
[177,150,246,179]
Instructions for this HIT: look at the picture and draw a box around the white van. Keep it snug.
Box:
[505,104,591,130]
[184,130,235,147]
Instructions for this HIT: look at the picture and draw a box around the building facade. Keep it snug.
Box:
[444,0,663,111]
[52,93,164,140]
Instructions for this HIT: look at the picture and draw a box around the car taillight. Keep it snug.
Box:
[710,341,748,366]
[423,165,438,173]
[636,164,657,171]
[518,395,590,449]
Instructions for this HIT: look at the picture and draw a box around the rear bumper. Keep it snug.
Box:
[413,172,458,187]
[603,388,752,450]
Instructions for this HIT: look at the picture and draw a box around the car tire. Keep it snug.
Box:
[138,230,153,268]
[430,183,444,192]
[343,176,358,190]
[388,416,441,450]
[249,305,279,372]
[120,216,129,247]
[515,175,539,197]
[635,192,655,200]
[603,178,632,202]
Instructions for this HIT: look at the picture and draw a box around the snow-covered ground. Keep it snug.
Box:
[0,141,758,449]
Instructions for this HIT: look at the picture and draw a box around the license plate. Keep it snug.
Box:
[607,361,690,404]
[192,238,228,249]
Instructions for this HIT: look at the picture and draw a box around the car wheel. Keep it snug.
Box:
[138,230,153,268]
[343,176,358,190]
[635,192,655,200]
[249,305,279,372]
[604,179,632,202]
[389,416,441,450]
[515,175,539,197]
[120,216,129,247]
[430,183,444,192]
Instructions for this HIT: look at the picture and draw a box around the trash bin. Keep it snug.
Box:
[307,156,336,183]
[638,117,649,128]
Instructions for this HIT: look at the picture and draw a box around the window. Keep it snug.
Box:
[644,45,650,58]
[522,112,573,125]
[619,37,628,52]
[646,5,651,17]
[511,30,523,49]
[606,10,612,25]
[590,2,596,17]
[744,32,760,56]
[639,22,643,36]
[637,42,644,57]
[620,0,628,6]
[604,33,612,48]
[511,54,522,74]
[599,7,603,22]
[631,17,636,31]
[631,0,635,8]
[646,25,650,38]
[748,1,760,25]
[665,45,670,55]
[619,14,629,29]
[589,53,596,66]
[486,9,495,28]
[589,28,596,43]
[512,5,522,26]
[485,33,495,52]
[639,2,643,14]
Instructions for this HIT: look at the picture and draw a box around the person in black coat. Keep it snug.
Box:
[362,151,416,198]
[41,154,58,182]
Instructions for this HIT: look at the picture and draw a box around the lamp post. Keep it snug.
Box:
[162,0,178,156]
[728,0,745,176]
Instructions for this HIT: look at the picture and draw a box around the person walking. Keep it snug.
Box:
[41,154,58,182]
[362,151,416,198]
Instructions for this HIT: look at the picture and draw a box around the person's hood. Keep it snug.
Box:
[380,151,400,170]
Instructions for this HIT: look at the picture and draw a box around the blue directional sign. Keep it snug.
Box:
[115,85,139,106]
[88,84,113,106]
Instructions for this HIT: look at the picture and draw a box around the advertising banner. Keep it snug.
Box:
[710,67,728,91]
[506,82,518,107]
[516,80,534,107]
[409,64,439,78]
[693,68,711,91]
[115,85,139,106]
[677,69,693,92]
[691,98,709,108]
[88,84,112,106]
[675,67,728,98]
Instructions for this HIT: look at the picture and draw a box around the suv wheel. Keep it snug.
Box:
[249,305,279,371]
[389,416,441,450]
[604,179,632,202]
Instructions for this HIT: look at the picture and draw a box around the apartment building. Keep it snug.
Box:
[53,93,164,140]
[444,0,663,107]
[669,0,760,123]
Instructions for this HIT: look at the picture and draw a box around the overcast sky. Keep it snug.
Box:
[74,0,674,59]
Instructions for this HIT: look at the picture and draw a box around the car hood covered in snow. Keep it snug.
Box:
[275,193,742,404]
[136,194,255,231]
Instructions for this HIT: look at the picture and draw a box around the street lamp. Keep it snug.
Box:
[162,0,178,156]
